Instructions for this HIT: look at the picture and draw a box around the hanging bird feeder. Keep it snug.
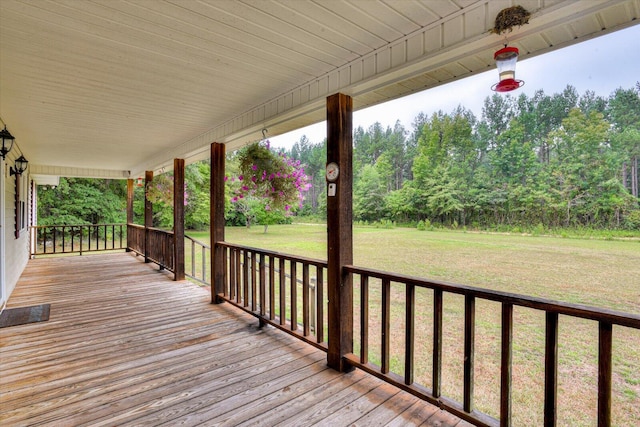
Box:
[491,46,524,92]
[136,177,144,187]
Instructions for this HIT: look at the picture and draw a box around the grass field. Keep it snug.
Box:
[186,224,640,426]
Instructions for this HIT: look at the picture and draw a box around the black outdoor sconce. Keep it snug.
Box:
[1,125,15,160]
[10,155,29,176]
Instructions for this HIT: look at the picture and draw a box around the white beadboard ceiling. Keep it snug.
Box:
[0,0,638,179]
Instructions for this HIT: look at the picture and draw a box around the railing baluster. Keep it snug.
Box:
[251,251,257,311]
[232,248,238,299]
[269,255,275,321]
[61,226,66,253]
[316,267,324,343]
[303,263,310,336]
[191,239,196,278]
[361,274,369,364]
[290,261,297,331]
[220,246,226,296]
[53,226,57,253]
[464,294,476,413]
[381,278,391,374]
[545,311,559,427]
[433,288,443,398]
[598,321,613,427]
[242,250,252,307]
[279,257,286,326]
[202,245,207,283]
[238,249,244,304]
[405,283,415,385]
[501,302,513,426]
[259,253,266,316]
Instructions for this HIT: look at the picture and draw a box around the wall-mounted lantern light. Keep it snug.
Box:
[10,155,29,176]
[1,125,15,160]
[491,46,524,92]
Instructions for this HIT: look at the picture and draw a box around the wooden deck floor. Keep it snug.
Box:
[1,253,469,426]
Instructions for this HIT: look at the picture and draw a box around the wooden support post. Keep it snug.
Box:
[126,179,133,252]
[326,93,354,372]
[144,170,153,263]
[211,142,226,304]
[173,158,185,281]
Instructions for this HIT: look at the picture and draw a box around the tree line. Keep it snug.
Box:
[288,84,640,230]
[38,84,640,231]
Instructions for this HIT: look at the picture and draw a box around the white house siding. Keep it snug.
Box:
[2,150,30,305]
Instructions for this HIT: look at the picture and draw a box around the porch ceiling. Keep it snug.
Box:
[1,0,639,179]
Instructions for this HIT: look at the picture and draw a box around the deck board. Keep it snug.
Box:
[1,253,464,426]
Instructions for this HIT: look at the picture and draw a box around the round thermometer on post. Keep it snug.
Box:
[326,162,339,181]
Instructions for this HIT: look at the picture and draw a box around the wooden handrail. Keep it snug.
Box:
[343,265,640,329]
[126,224,175,273]
[185,235,211,285]
[343,264,640,427]
[210,242,640,427]
[30,224,127,256]
[216,242,328,351]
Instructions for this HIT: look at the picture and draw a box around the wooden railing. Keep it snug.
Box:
[216,242,328,351]
[343,265,640,427]
[127,223,145,255]
[185,235,211,285]
[215,242,639,427]
[126,224,175,272]
[147,227,174,271]
[30,224,126,256]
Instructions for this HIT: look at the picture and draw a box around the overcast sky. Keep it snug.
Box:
[270,24,640,150]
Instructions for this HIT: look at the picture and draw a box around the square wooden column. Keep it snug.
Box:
[144,170,153,263]
[326,93,354,372]
[210,142,226,303]
[126,178,133,252]
[173,158,185,281]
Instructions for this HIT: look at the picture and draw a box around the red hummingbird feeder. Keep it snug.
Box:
[491,46,524,92]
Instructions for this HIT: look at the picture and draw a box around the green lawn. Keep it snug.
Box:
[185,224,640,426]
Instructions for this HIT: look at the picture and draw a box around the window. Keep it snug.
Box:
[14,170,27,238]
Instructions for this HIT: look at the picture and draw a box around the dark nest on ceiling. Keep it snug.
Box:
[490,6,531,35]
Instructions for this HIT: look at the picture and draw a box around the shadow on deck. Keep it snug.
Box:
[1,253,468,426]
